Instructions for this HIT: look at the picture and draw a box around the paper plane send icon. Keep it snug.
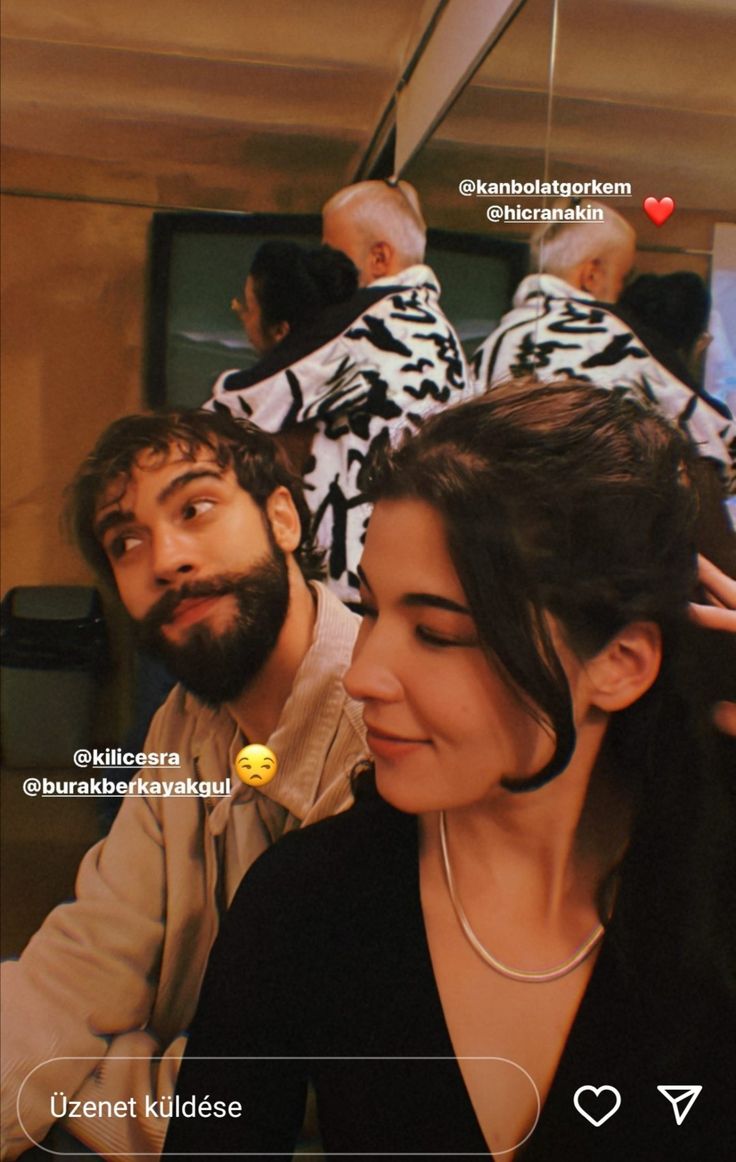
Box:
[657,1085,702,1126]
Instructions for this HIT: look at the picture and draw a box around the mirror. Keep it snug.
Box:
[404,0,736,405]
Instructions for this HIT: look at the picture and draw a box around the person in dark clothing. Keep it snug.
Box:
[165,381,735,1161]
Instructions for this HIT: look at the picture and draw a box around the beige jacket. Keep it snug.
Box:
[1,583,364,1159]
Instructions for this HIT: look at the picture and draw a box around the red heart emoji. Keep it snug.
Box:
[643,196,675,227]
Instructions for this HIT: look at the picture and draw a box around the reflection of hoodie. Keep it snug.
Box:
[206,265,472,602]
[472,273,735,483]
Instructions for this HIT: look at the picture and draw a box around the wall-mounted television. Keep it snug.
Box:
[146,211,527,408]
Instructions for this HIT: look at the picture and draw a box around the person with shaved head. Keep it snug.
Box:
[472,199,734,486]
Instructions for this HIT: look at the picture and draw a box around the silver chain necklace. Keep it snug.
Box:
[439,811,605,985]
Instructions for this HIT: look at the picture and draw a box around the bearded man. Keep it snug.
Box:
[1,411,365,1159]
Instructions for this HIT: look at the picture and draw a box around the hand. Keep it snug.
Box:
[689,554,736,632]
[689,555,736,736]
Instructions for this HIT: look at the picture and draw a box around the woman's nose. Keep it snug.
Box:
[344,621,404,703]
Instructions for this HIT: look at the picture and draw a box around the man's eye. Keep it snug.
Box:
[108,533,143,559]
[181,498,216,520]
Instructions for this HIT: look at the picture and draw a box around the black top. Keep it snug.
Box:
[165,794,735,1161]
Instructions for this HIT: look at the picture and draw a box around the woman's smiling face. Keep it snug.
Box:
[344,498,564,814]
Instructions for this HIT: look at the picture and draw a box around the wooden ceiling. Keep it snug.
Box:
[409,0,736,250]
[2,0,735,248]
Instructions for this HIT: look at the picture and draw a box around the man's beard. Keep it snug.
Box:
[135,550,290,708]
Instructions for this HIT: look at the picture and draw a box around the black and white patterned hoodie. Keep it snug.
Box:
[472,272,735,486]
[206,265,474,602]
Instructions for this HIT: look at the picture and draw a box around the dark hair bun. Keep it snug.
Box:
[249,241,358,336]
[619,271,710,353]
[304,245,359,305]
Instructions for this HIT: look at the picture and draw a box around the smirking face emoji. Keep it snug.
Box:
[234,744,278,787]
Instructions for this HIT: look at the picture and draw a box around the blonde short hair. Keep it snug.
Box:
[323,180,426,268]
[531,199,635,277]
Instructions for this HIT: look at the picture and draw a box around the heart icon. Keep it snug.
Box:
[573,1084,622,1127]
[643,196,675,227]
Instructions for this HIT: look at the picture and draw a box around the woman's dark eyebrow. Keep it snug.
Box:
[356,566,471,616]
[403,593,472,616]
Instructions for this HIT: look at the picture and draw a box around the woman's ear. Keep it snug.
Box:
[268,320,290,346]
[586,621,662,712]
[265,486,301,553]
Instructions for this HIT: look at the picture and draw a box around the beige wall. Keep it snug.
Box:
[1,194,151,591]
[1,194,157,741]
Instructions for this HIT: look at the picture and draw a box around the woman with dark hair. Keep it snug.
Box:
[166,382,735,1160]
[225,240,359,481]
[616,270,728,414]
[615,272,735,575]
[232,240,358,355]
[619,270,710,358]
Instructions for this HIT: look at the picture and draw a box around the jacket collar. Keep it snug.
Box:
[370,263,442,297]
[512,271,596,309]
[202,582,361,832]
